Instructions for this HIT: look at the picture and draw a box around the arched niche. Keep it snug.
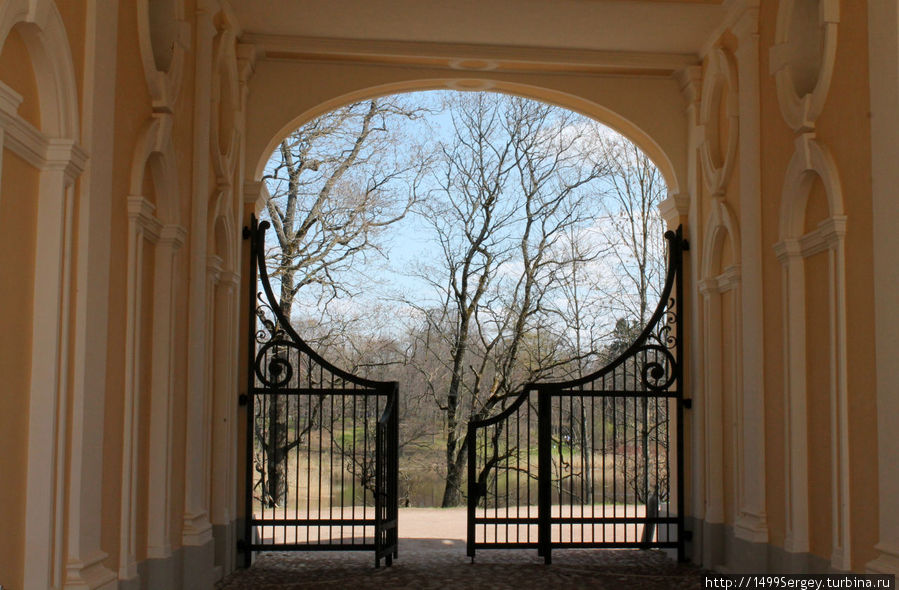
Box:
[698,199,742,542]
[770,0,840,132]
[120,113,186,580]
[0,1,87,587]
[774,133,850,570]
[699,47,738,197]
[208,211,240,572]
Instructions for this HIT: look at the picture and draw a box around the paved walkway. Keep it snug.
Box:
[217,508,708,589]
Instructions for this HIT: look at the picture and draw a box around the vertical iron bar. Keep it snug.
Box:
[375,393,383,568]
[352,384,357,544]
[538,387,551,564]
[675,227,686,562]
[294,393,299,544]
[243,216,259,568]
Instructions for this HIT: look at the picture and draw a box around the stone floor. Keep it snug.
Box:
[217,508,708,589]
[217,542,710,589]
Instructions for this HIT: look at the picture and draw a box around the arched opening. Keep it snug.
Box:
[239,86,686,569]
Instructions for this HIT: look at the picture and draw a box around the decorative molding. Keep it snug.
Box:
[701,197,739,271]
[779,134,843,240]
[0,3,89,587]
[732,1,769,546]
[136,0,190,112]
[776,130,851,570]
[160,223,188,248]
[127,195,164,240]
[699,198,742,532]
[0,79,23,114]
[699,0,760,58]
[245,33,699,75]
[676,65,703,110]
[699,47,738,196]
[770,0,840,133]
[130,114,181,225]
[210,21,241,184]
[658,193,690,228]
[243,179,271,208]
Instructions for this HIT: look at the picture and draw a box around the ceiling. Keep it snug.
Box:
[231,0,732,60]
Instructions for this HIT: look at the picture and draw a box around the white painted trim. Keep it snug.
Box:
[64,1,120,586]
[147,224,187,560]
[136,0,189,112]
[120,195,155,582]
[775,134,851,569]
[183,6,217,549]
[674,63,706,534]
[0,5,87,587]
[210,22,240,183]
[776,241,809,555]
[246,32,699,74]
[866,0,899,575]
[699,47,738,197]
[770,0,840,133]
[700,199,741,535]
[243,179,270,210]
[732,5,768,544]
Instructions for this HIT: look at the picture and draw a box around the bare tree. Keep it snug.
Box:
[408,94,609,506]
[258,98,426,506]
[590,132,667,326]
[263,98,429,317]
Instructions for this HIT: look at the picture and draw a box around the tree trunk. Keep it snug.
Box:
[441,460,464,507]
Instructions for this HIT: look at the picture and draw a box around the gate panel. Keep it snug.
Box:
[467,227,686,563]
[242,217,398,567]
[466,389,541,552]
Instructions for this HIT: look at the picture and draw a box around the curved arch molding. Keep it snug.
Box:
[699,47,739,197]
[245,72,687,196]
[769,0,840,132]
[137,0,189,112]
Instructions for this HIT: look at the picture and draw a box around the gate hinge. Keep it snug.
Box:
[684,530,693,542]
[682,239,690,251]
[682,398,692,409]
[237,538,247,552]
[239,393,249,406]
[242,226,251,240]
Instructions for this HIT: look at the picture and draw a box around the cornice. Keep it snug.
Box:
[241,33,699,76]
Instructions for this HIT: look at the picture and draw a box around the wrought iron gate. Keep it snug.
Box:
[466,227,687,564]
[241,216,399,568]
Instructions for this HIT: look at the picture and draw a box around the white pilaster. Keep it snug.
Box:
[775,240,809,555]
[183,7,218,548]
[147,224,187,560]
[64,2,119,587]
[732,5,769,544]
[866,0,899,576]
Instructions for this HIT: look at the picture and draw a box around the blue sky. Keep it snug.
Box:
[260,90,667,342]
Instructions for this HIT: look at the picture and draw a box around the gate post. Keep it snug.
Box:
[466,425,477,559]
[538,387,552,564]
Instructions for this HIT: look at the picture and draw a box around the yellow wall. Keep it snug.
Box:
[0,28,39,127]
[102,0,154,572]
[0,150,40,590]
[755,0,879,567]
[0,0,888,583]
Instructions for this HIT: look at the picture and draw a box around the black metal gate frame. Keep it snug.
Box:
[466,227,688,564]
[241,216,399,568]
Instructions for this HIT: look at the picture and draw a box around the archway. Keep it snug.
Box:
[236,84,691,568]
